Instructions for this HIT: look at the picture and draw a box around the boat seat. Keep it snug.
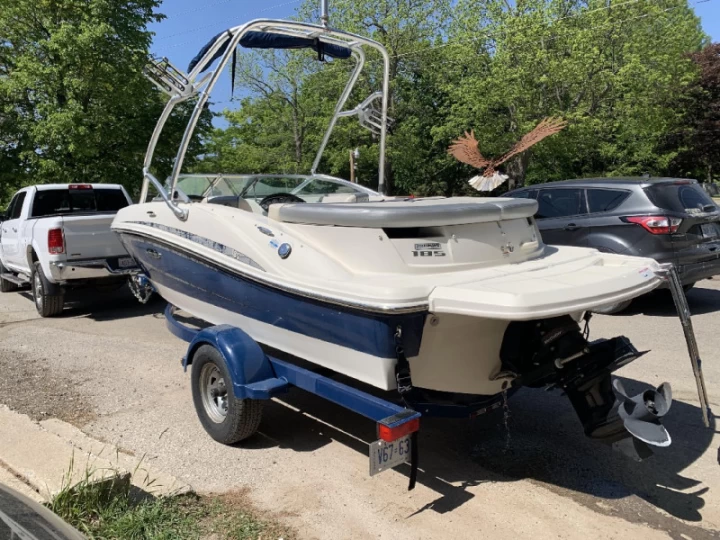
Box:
[268,197,538,228]
[320,193,370,203]
[206,195,253,213]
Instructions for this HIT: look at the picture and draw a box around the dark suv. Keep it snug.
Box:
[507,177,720,310]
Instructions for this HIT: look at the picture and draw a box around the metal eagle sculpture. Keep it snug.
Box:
[448,117,567,192]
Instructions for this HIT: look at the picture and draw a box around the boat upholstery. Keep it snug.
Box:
[320,193,370,203]
[206,195,254,213]
[268,197,538,228]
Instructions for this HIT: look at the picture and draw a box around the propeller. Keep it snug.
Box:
[613,379,672,452]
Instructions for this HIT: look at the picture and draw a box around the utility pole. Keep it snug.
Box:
[349,148,359,183]
[349,150,355,183]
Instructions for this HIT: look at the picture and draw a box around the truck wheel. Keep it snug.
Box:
[0,261,19,293]
[32,262,64,317]
[191,344,263,444]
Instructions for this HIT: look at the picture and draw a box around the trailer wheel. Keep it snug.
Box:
[191,344,263,444]
[32,262,64,317]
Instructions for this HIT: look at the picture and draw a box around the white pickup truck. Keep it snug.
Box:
[0,183,138,317]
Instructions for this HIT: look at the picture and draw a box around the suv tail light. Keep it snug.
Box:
[623,216,682,235]
[48,228,65,254]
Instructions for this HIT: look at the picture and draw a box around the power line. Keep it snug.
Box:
[174,0,252,16]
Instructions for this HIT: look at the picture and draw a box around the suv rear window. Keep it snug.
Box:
[31,188,129,218]
[644,182,717,214]
[510,189,538,199]
[536,188,586,218]
[587,189,630,213]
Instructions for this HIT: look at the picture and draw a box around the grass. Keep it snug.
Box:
[47,460,294,540]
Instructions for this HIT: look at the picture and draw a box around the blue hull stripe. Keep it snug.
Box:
[121,233,426,359]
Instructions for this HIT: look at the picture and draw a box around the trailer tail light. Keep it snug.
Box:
[48,228,65,254]
[68,184,93,190]
[378,416,420,442]
[624,216,682,235]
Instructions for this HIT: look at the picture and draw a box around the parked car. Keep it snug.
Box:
[0,184,138,317]
[507,177,720,313]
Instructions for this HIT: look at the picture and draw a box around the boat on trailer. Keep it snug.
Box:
[112,1,712,478]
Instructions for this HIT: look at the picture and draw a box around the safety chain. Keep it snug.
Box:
[128,274,154,304]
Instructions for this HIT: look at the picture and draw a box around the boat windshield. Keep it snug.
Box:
[175,174,371,203]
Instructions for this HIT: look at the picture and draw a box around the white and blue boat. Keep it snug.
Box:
[111,8,709,455]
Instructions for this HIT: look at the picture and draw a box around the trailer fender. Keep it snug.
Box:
[183,325,288,399]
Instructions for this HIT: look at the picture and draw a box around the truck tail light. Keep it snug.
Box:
[48,228,65,254]
[68,184,93,190]
[623,216,682,235]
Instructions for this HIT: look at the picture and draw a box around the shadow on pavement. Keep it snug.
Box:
[17,287,167,321]
[624,282,720,317]
[237,374,714,530]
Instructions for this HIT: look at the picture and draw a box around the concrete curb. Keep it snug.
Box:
[0,405,191,501]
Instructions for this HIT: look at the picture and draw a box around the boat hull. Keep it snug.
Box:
[120,232,429,390]
[116,227,643,400]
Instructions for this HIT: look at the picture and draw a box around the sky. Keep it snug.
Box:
[149,0,304,113]
[148,0,720,114]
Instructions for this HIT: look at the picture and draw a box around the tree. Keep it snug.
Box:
[437,0,706,189]
[666,43,720,182]
[191,0,708,196]
[0,0,212,204]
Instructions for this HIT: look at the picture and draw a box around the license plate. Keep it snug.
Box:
[369,435,411,476]
[701,223,719,239]
[118,257,135,268]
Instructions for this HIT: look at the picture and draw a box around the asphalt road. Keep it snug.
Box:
[0,281,719,539]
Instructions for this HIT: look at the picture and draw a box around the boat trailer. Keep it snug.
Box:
[164,265,711,491]
[166,305,424,489]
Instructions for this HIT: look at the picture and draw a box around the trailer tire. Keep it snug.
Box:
[32,262,64,317]
[191,344,263,444]
[0,261,19,293]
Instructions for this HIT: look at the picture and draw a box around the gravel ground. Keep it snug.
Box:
[0,282,718,539]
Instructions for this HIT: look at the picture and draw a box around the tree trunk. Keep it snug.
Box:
[505,152,532,191]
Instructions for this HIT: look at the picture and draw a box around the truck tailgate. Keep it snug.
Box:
[61,215,127,259]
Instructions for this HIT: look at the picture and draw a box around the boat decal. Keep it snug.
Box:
[125,221,265,271]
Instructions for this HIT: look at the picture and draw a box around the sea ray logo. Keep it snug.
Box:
[412,242,446,258]
[414,242,441,250]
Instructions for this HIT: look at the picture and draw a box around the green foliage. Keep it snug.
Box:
[438,0,706,188]
[192,0,708,194]
[665,42,720,182]
[0,0,212,204]
[48,461,294,539]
